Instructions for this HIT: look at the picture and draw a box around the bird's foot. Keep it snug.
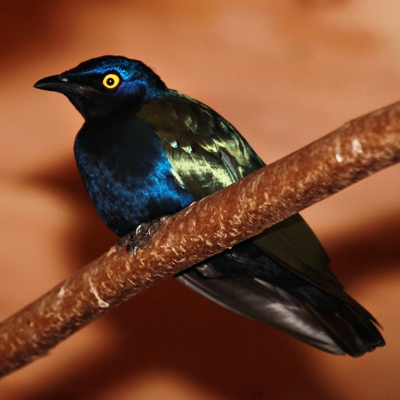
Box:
[116,216,169,257]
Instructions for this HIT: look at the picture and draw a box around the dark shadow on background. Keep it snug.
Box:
[0,1,59,61]
[0,0,129,63]
[326,211,400,284]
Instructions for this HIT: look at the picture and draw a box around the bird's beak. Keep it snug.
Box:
[34,75,99,98]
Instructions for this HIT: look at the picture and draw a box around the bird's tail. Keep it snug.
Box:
[177,259,384,356]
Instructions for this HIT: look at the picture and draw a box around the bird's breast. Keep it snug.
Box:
[74,110,195,236]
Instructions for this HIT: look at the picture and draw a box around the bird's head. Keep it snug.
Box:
[34,56,168,120]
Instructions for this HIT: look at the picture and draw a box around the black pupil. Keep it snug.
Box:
[107,77,115,86]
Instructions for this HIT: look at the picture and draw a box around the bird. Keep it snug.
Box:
[34,55,384,356]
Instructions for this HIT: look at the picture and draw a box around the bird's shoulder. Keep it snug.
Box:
[136,90,264,198]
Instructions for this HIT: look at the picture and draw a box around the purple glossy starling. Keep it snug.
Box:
[34,56,384,356]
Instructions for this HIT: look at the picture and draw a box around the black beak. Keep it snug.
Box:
[34,75,99,98]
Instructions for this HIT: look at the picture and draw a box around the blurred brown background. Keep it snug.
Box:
[1,0,400,399]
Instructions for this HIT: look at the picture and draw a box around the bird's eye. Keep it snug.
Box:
[102,74,120,89]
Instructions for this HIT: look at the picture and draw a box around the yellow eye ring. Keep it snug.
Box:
[102,74,120,89]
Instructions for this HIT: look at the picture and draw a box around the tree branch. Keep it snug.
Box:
[0,101,400,377]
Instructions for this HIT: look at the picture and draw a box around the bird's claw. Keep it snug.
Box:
[116,216,169,257]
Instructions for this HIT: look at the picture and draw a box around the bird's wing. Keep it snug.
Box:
[138,91,264,198]
[137,92,347,295]
[137,93,383,356]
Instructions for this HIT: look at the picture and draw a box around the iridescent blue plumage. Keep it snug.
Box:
[34,56,384,356]
[74,105,195,235]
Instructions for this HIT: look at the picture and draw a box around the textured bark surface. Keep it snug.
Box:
[0,100,399,377]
